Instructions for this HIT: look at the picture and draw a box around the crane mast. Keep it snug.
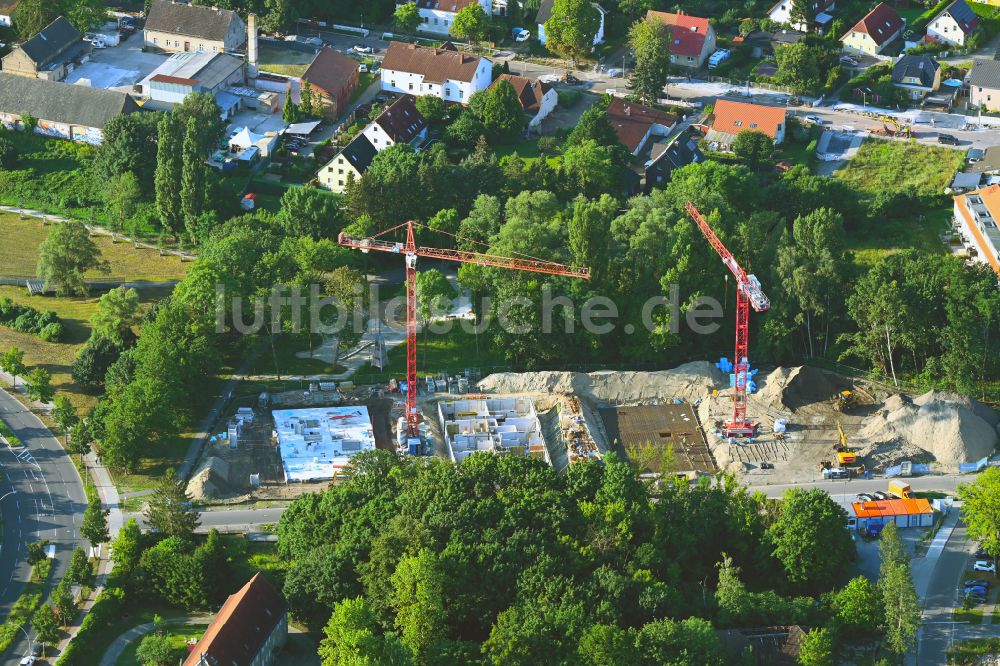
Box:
[339,220,589,445]
[685,202,770,437]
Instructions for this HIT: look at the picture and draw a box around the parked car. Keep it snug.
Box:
[840,55,859,67]
[805,115,822,124]
[856,493,875,501]
[759,462,774,469]
[965,579,992,589]
[873,491,891,500]
[938,133,959,145]
[352,44,374,54]
[511,27,530,42]
[708,49,731,70]
[84,33,106,48]
[974,549,994,560]
[973,560,997,573]
[19,657,35,666]
[966,585,988,596]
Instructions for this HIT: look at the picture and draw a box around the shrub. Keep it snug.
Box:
[557,89,582,107]
[537,135,561,155]
[39,323,64,342]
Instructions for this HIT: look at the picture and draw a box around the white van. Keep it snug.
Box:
[708,49,731,69]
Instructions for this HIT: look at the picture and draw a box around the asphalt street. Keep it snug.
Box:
[748,474,974,499]
[0,389,87,663]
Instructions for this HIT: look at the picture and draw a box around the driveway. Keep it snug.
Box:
[0,387,87,663]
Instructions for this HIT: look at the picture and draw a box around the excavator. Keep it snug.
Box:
[834,420,857,466]
[870,115,912,138]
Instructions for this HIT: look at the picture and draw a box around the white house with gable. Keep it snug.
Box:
[380,42,491,103]
[405,0,493,36]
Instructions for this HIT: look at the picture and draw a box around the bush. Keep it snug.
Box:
[56,586,125,665]
[537,135,561,155]
[557,89,582,107]
[38,323,64,342]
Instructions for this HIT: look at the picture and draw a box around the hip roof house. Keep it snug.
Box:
[381,42,492,103]
[144,0,246,54]
[0,73,139,144]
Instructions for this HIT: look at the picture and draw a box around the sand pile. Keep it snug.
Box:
[755,366,847,412]
[858,391,999,468]
[187,456,236,501]
[478,361,725,404]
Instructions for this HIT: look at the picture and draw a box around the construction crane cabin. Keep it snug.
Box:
[685,202,770,439]
[339,220,590,453]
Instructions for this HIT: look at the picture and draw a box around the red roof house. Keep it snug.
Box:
[841,2,905,55]
[646,10,718,69]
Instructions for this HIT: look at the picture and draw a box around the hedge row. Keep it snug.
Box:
[56,586,125,665]
[0,297,63,342]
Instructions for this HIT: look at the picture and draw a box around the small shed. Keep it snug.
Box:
[851,498,934,532]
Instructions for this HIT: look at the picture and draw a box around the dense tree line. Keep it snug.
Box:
[273,450,926,664]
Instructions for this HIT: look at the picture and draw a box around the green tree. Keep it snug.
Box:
[415,269,457,321]
[283,92,301,124]
[797,627,834,666]
[81,495,110,549]
[767,488,854,593]
[451,3,490,42]
[52,578,76,627]
[0,346,26,388]
[628,17,671,104]
[36,221,109,296]
[789,0,816,30]
[52,395,78,444]
[261,0,299,33]
[636,616,726,665]
[567,103,623,151]
[832,576,880,633]
[135,632,181,666]
[0,135,18,169]
[732,130,774,168]
[71,337,125,389]
[569,194,615,284]
[92,287,141,347]
[300,80,317,118]
[878,523,920,656]
[415,96,447,125]
[12,0,59,39]
[394,1,421,33]
[173,93,225,156]
[474,79,524,141]
[65,0,107,33]
[139,536,210,608]
[67,547,94,588]
[69,419,93,461]
[27,539,49,566]
[144,468,200,537]
[32,604,60,651]
[181,117,208,243]
[560,139,622,198]
[392,549,447,661]
[319,597,412,666]
[105,172,142,230]
[774,42,826,95]
[280,186,343,239]
[155,113,184,238]
[93,112,160,190]
[958,467,1000,559]
[577,624,639,665]
[111,518,144,574]
[544,0,600,64]
[25,367,54,404]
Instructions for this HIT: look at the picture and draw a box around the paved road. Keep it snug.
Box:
[747,473,974,498]
[0,389,87,663]
[125,506,287,534]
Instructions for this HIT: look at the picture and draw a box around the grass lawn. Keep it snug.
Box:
[352,325,507,384]
[494,139,542,162]
[223,537,288,590]
[350,72,376,105]
[258,44,314,78]
[0,213,191,280]
[950,637,1000,665]
[897,6,925,23]
[834,139,965,199]
[954,607,985,624]
[115,622,208,666]
[248,334,348,377]
[846,204,952,266]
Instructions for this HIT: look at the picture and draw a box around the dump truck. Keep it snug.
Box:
[889,481,913,499]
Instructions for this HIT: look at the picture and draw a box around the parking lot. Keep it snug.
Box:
[64,31,168,91]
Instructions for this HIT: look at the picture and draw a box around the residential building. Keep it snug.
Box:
[969,58,1000,111]
[302,47,360,117]
[490,74,557,127]
[0,16,87,81]
[185,574,288,666]
[706,98,787,149]
[0,1,16,27]
[140,51,245,109]
[927,0,979,46]
[318,134,377,193]
[735,30,806,60]
[645,11,717,70]
[643,130,704,193]
[850,498,935,532]
[953,184,1000,278]
[891,54,941,100]
[319,95,428,193]
[767,0,836,33]
[144,0,246,54]
[841,2,905,55]
[380,42,491,103]
[0,73,139,144]
[537,0,607,47]
[407,0,493,36]
[605,97,677,156]
[361,94,428,150]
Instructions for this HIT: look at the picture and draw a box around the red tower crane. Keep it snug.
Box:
[338,220,590,442]
[685,202,770,438]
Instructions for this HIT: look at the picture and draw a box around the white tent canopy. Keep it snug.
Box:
[229,126,265,150]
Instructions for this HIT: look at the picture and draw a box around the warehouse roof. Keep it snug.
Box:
[0,73,139,129]
[851,498,933,518]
